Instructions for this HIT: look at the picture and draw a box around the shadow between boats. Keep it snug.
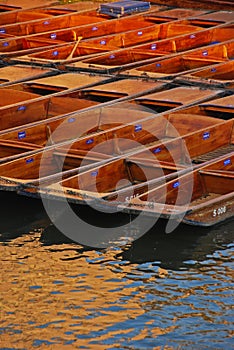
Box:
[0,192,51,242]
[0,192,232,270]
[38,203,234,271]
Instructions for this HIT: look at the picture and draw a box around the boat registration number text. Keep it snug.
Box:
[212,206,227,217]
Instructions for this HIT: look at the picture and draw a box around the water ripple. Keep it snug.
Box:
[0,220,233,349]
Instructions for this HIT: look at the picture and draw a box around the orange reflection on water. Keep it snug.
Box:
[0,233,147,349]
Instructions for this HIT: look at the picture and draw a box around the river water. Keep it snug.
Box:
[0,194,233,349]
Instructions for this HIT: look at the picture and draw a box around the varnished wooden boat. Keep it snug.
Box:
[0,64,58,86]
[4,10,232,61]
[0,6,81,26]
[2,71,111,93]
[121,39,234,79]
[0,5,163,39]
[0,72,114,116]
[129,117,234,166]
[0,17,210,59]
[0,3,93,26]
[0,101,228,191]
[1,7,230,40]
[157,94,234,121]
[17,7,210,45]
[35,121,234,227]
[0,78,167,132]
[0,1,233,231]
[0,9,107,37]
[39,155,188,204]
[32,117,233,209]
[174,60,234,89]
[0,85,226,163]
[64,27,234,73]
[125,151,234,227]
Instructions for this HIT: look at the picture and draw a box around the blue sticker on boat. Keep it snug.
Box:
[26,158,34,164]
[92,26,98,31]
[203,131,210,140]
[91,170,98,177]
[109,54,115,59]
[0,28,6,33]
[211,67,216,72]
[68,117,75,123]
[190,34,196,39]
[153,147,161,154]
[151,44,157,50]
[156,63,161,67]
[17,106,26,111]
[2,42,8,47]
[100,40,106,45]
[18,131,26,139]
[137,31,143,36]
[52,50,58,56]
[202,50,208,56]
[43,20,50,25]
[50,33,57,39]
[172,181,180,188]
[135,124,142,132]
[86,139,94,145]
[224,159,231,166]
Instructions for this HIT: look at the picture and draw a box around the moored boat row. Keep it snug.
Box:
[0,0,233,230]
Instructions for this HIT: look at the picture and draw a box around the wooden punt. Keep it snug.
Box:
[64,26,234,73]
[0,138,114,192]
[161,94,234,122]
[0,72,113,111]
[0,78,167,132]
[1,10,219,60]
[78,83,227,112]
[0,100,224,164]
[120,39,234,79]
[174,60,234,89]
[0,3,95,26]
[125,151,234,227]
[186,11,234,29]
[4,10,230,62]
[0,6,164,39]
[0,7,170,45]
[14,7,209,48]
[130,86,227,113]
[0,16,155,58]
[34,119,234,210]
[0,102,227,192]
[128,118,234,166]
[0,64,58,86]
[198,94,234,116]
[0,7,78,26]
[38,155,188,204]
[0,9,109,37]
[0,85,225,163]
[0,19,207,59]
[3,71,112,93]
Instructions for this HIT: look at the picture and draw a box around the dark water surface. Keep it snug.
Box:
[0,194,233,349]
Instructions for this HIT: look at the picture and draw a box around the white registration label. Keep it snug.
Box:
[212,206,226,217]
